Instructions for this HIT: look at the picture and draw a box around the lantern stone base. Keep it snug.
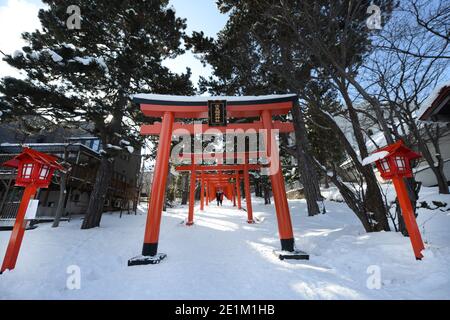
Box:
[274,250,309,261]
[128,253,167,266]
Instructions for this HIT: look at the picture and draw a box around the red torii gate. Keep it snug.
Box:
[176,163,260,225]
[128,94,309,266]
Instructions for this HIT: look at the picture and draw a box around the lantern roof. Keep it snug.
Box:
[362,140,421,165]
[2,147,63,170]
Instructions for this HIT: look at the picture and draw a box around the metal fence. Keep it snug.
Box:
[0,201,20,220]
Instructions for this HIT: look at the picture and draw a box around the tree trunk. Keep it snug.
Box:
[264,184,271,205]
[363,175,391,231]
[81,156,113,229]
[163,166,172,211]
[52,146,70,228]
[315,108,390,231]
[181,174,189,205]
[323,174,330,189]
[52,172,67,228]
[333,81,390,231]
[431,164,449,194]
[255,177,263,197]
[291,103,321,216]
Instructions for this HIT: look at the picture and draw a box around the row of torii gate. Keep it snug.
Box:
[128,94,309,265]
[176,160,262,226]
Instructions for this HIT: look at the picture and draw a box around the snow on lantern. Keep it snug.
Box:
[362,140,425,260]
[1,147,63,274]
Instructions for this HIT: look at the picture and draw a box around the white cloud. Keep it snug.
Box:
[0,0,44,78]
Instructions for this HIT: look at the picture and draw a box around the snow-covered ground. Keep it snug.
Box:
[0,187,449,299]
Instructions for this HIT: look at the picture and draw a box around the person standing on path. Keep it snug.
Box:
[216,189,224,206]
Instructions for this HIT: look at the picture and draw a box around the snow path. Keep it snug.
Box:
[1,195,449,299]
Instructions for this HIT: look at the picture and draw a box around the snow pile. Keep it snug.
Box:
[0,187,449,299]
[72,56,109,71]
[106,144,122,151]
[125,146,134,154]
[42,49,63,63]
[118,140,134,153]
[27,49,63,63]
[61,43,76,50]
[362,151,389,166]
[321,186,345,202]
[119,140,130,146]
[12,50,23,58]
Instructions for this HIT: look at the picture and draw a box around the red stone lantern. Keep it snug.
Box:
[363,140,425,260]
[1,147,63,274]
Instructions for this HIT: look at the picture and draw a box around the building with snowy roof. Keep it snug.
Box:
[0,121,141,226]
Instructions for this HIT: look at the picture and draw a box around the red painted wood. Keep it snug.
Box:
[235,172,242,210]
[200,173,205,211]
[143,112,174,247]
[392,177,425,259]
[261,110,294,241]
[187,168,196,226]
[140,101,293,118]
[175,164,261,172]
[1,184,38,273]
[243,164,254,224]
[140,121,294,135]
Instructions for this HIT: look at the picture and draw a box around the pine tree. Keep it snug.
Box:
[0,0,194,229]
[187,0,396,230]
[186,2,324,216]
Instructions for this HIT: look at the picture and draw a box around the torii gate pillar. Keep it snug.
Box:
[243,164,254,224]
[261,110,298,254]
[205,182,209,206]
[129,111,174,265]
[187,168,196,226]
[200,173,205,211]
[235,172,242,209]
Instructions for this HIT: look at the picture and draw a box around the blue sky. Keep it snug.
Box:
[0,0,228,85]
[163,0,228,86]
[169,0,228,38]
[1,0,447,92]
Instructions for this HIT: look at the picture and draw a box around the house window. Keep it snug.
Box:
[22,163,34,179]
[91,139,100,152]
